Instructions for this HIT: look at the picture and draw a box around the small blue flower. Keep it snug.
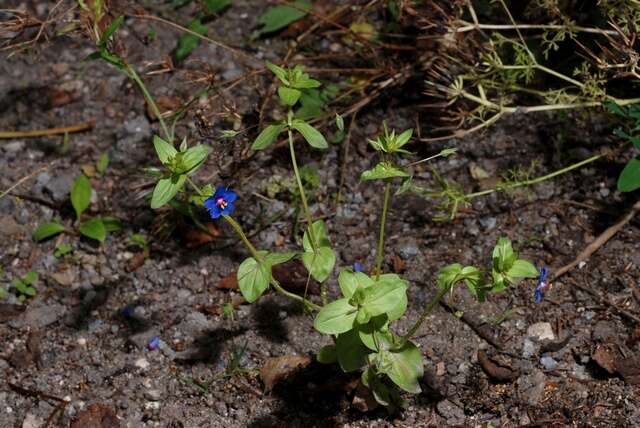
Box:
[534,267,550,304]
[353,262,363,273]
[148,336,160,351]
[204,186,237,219]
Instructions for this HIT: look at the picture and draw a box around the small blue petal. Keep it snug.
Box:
[213,186,226,199]
[534,289,543,304]
[222,201,235,216]
[353,262,363,273]
[209,205,223,219]
[148,336,160,350]
[203,197,217,211]
[223,189,237,203]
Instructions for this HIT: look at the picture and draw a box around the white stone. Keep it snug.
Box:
[134,357,150,369]
[527,322,555,341]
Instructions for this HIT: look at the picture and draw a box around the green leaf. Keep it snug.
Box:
[362,368,392,407]
[180,144,210,174]
[313,298,357,334]
[362,275,408,320]
[356,315,391,351]
[618,158,640,192]
[338,269,374,298]
[23,271,38,285]
[54,243,73,257]
[264,252,296,266]
[316,344,337,364]
[79,218,107,242]
[335,113,344,132]
[492,237,517,272]
[437,263,462,291]
[33,222,66,242]
[175,16,208,61]
[265,62,289,85]
[252,123,286,150]
[96,152,110,174]
[278,86,302,106]
[99,15,124,45]
[153,135,177,165]
[150,175,186,209]
[361,162,409,181]
[507,259,539,279]
[394,128,412,150]
[237,253,271,302]
[335,329,370,372]
[257,0,310,35]
[101,216,122,232]
[395,176,413,196]
[302,220,332,250]
[203,0,231,14]
[291,120,328,149]
[302,247,336,283]
[384,341,424,394]
[71,175,92,220]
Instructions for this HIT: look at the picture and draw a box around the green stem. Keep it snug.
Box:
[288,126,317,249]
[126,63,171,142]
[465,153,604,200]
[402,286,449,340]
[375,180,392,280]
[186,176,204,196]
[222,215,321,311]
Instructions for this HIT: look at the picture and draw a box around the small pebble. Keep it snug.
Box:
[134,358,150,369]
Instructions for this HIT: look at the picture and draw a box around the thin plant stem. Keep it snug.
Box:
[222,214,321,311]
[0,122,94,139]
[402,287,449,340]
[375,180,392,280]
[287,126,317,249]
[125,64,171,141]
[465,153,604,199]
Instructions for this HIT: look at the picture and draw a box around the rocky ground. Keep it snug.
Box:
[1,1,640,427]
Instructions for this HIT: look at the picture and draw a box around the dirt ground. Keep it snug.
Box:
[1,1,640,427]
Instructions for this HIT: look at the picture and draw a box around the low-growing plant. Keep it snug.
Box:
[133,59,542,410]
[11,271,38,303]
[33,174,121,243]
[605,102,640,192]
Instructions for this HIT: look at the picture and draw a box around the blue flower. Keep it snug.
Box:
[534,267,550,304]
[353,262,363,273]
[148,336,160,351]
[204,186,237,219]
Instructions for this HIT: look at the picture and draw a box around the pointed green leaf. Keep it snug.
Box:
[361,275,408,320]
[96,152,110,174]
[180,144,210,174]
[313,298,357,334]
[360,162,409,181]
[257,0,310,35]
[291,120,328,149]
[278,86,302,106]
[79,218,107,242]
[302,220,332,250]
[175,16,208,61]
[252,123,286,150]
[618,158,640,192]
[150,175,186,209]
[302,246,336,283]
[237,252,271,302]
[153,135,177,164]
[265,62,289,85]
[265,251,296,266]
[71,175,92,219]
[492,237,517,272]
[33,222,66,242]
[507,259,539,279]
[99,15,124,45]
[338,269,374,298]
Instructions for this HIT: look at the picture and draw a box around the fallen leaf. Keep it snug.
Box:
[615,356,640,385]
[217,271,238,290]
[393,254,406,274]
[592,344,619,374]
[71,403,122,428]
[126,251,147,272]
[81,164,96,178]
[478,350,519,382]
[185,223,220,248]
[469,162,490,180]
[47,88,75,107]
[260,355,311,393]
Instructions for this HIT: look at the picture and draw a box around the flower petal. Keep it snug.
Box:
[223,189,237,203]
[213,186,226,200]
[203,197,217,211]
[222,201,235,216]
[209,205,223,219]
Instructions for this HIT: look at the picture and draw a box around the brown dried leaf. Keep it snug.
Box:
[615,356,640,385]
[71,403,122,428]
[260,355,311,393]
[477,350,519,382]
[393,255,406,274]
[185,223,220,248]
[217,271,238,290]
[592,344,619,374]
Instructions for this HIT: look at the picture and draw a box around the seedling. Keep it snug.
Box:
[11,271,38,303]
